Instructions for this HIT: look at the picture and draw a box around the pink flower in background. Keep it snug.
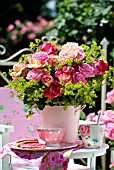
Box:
[12,30,18,35]
[26,68,42,82]
[86,113,95,120]
[87,110,114,125]
[105,123,114,140]
[92,60,108,75]
[80,125,90,137]
[6,24,14,31]
[26,21,33,27]
[86,112,96,121]
[15,19,21,26]
[105,89,114,105]
[37,16,47,25]
[92,115,98,122]
[79,63,94,77]
[104,110,114,122]
[109,162,114,169]
[27,33,36,40]
[10,35,17,43]
[20,25,28,35]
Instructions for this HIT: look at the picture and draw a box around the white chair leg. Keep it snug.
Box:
[0,124,14,170]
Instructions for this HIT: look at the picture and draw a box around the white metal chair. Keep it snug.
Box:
[0,124,14,170]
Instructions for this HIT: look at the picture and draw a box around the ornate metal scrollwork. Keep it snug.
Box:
[0,45,34,83]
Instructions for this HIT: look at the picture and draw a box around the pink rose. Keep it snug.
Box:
[72,72,86,84]
[105,89,114,105]
[62,66,75,74]
[97,110,109,124]
[40,43,57,55]
[48,54,58,66]
[76,47,85,61]
[13,63,26,73]
[109,163,114,169]
[42,73,53,87]
[55,66,75,79]
[105,123,114,140]
[97,110,114,124]
[11,63,27,79]
[105,110,114,122]
[80,125,90,138]
[58,73,72,83]
[79,63,94,77]
[55,69,62,78]
[32,52,48,65]
[86,113,96,121]
[92,60,108,75]
[44,80,62,99]
[58,42,85,62]
[26,68,42,82]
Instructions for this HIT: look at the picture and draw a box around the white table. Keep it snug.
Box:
[8,143,109,170]
[69,143,109,170]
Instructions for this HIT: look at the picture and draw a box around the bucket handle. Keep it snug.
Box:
[36,105,86,115]
[74,105,86,115]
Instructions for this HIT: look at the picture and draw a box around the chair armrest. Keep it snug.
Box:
[0,124,14,133]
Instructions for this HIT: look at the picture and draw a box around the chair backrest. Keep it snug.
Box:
[0,87,40,142]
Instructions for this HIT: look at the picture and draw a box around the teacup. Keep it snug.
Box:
[79,123,106,149]
[37,127,67,147]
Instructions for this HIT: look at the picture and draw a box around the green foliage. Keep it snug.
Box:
[47,0,114,43]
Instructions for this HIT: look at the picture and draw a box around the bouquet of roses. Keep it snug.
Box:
[6,39,114,117]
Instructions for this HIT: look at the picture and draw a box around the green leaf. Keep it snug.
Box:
[0,105,5,110]
[102,5,112,16]
[110,48,114,59]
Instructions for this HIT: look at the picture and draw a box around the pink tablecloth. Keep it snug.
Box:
[0,140,84,170]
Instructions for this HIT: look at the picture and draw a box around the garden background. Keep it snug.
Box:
[0,0,114,169]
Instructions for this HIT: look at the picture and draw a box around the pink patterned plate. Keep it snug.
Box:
[10,142,78,151]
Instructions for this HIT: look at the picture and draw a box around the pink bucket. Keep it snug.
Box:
[39,106,85,143]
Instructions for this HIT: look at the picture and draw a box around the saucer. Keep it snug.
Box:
[10,142,78,152]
